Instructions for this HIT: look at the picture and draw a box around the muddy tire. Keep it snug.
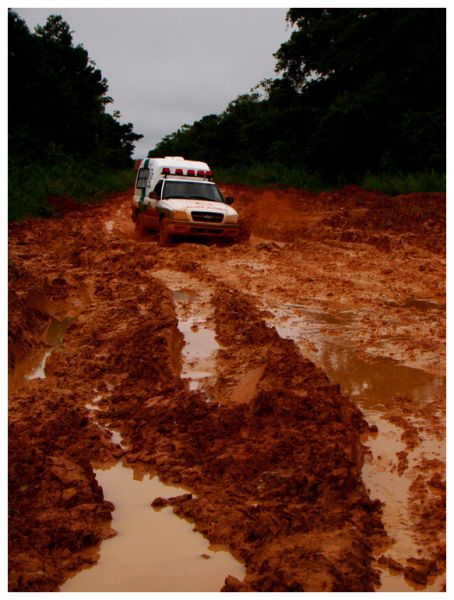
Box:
[217,238,235,247]
[237,220,252,243]
[158,218,174,246]
[134,213,148,240]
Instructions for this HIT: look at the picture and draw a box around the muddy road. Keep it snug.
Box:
[8,183,445,591]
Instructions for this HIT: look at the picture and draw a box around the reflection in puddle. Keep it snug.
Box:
[170,286,219,396]
[361,418,414,549]
[154,274,220,397]
[178,319,219,393]
[284,303,352,325]
[60,463,244,592]
[9,316,75,392]
[47,316,75,344]
[267,302,445,592]
[271,306,444,413]
[24,350,53,381]
[173,288,197,302]
[85,393,128,450]
[318,345,443,413]
[110,430,126,448]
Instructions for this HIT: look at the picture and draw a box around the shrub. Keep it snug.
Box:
[8,156,134,222]
[361,171,445,195]
[215,162,325,191]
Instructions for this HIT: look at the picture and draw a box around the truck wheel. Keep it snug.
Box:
[134,213,147,240]
[217,239,235,247]
[237,221,252,243]
[158,218,174,246]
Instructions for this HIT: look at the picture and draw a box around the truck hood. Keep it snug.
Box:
[160,198,238,217]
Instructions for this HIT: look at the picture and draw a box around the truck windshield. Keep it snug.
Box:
[162,180,224,202]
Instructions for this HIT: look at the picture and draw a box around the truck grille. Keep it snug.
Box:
[191,211,224,223]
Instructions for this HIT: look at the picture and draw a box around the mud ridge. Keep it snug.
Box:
[8,184,445,591]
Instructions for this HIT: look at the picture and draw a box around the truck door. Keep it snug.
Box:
[143,179,161,230]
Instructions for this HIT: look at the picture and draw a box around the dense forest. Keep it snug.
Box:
[8,8,446,221]
[151,8,445,187]
[8,10,142,220]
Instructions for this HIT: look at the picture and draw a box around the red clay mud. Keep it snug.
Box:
[8,182,445,591]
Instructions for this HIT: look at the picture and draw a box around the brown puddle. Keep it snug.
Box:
[267,302,445,592]
[85,393,128,450]
[270,304,444,412]
[156,272,220,396]
[9,316,75,393]
[315,344,443,413]
[178,318,219,393]
[60,463,245,592]
[173,288,197,302]
[61,273,238,592]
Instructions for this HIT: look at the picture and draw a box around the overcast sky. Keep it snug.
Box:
[14,7,291,159]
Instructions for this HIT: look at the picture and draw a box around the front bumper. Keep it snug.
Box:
[166,219,240,237]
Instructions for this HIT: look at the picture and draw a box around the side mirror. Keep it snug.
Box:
[225,196,234,205]
[149,191,159,199]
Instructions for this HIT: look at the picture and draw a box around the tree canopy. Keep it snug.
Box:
[151,8,445,181]
[8,10,142,168]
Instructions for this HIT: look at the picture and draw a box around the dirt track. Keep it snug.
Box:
[8,182,445,591]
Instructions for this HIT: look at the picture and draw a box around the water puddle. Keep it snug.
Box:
[178,318,219,393]
[154,273,220,397]
[9,316,75,392]
[23,350,52,381]
[267,301,445,592]
[68,271,242,592]
[284,302,353,325]
[270,305,444,413]
[317,344,442,412]
[85,392,128,450]
[173,288,195,302]
[60,463,244,592]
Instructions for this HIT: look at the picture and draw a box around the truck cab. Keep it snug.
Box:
[132,156,240,245]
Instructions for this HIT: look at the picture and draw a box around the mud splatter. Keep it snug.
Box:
[8,183,445,591]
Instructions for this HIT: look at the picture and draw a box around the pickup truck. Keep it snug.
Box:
[132,156,242,245]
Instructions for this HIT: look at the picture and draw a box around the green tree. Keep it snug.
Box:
[274,8,446,177]
[149,8,445,181]
[8,10,141,167]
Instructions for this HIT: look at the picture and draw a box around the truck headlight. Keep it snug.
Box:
[171,210,189,220]
[224,214,238,224]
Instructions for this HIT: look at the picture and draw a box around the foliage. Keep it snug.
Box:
[215,162,325,191]
[8,155,134,222]
[150,8,445,185]
[275,8,446,179]
[8,10,142,170]
[360,171,445,195]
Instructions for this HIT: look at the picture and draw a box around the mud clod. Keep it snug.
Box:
[8,184,445,591]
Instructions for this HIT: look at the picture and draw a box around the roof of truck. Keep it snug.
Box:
[139,156,210,171]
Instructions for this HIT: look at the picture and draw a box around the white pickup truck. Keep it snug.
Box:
[132,156,242,245]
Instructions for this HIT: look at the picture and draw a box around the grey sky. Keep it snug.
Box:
[15,7,290,159]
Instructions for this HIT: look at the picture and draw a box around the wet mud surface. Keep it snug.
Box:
[8,184,445,591]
